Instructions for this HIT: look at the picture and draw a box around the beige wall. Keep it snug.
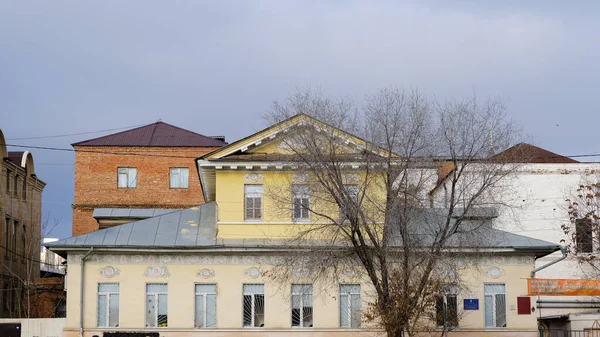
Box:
[64,252,540,336]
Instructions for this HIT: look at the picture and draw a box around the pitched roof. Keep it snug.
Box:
[7,152,25,167]
[72,122,226,147]
[490,143,578,164]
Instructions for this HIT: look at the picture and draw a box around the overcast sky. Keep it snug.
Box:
[1,1,599,239]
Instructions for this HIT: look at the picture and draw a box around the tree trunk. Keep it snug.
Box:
[388,327,404,337]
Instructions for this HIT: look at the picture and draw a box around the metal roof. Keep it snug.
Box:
[92,208,177,219]
[72,122,226,147]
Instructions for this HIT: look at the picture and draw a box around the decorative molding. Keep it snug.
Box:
[144,266,170,278]
[244,267,262,279]
[483,266,505,279]
[99,266,120,278]
[244,173,264,183]
[292,173,308,183]
[339,268,357,278]
[292,267,312,279]
[197,268,215,279]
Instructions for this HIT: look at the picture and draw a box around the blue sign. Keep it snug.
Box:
[464,299,479,310]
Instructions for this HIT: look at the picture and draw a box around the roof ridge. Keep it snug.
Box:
[71,121,162,146]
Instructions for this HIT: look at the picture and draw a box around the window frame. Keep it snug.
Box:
[117,167,137,189]
[97,283,120,328]
[3,217,9,260]
[292,185,310,222]
[484,283,507,328]
[339,284,361,329]
[13,175,18,197]
[194,283,217,328]
[146,283,168,328]
[11,220,17,261]
[169,167,189,189]
[291,284,313,328]
[5,169,11,193]
[242,283,265,328]
[244,185,263,222]
[436,284,458,329]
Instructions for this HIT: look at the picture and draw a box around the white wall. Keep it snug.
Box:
[0,318,65,337]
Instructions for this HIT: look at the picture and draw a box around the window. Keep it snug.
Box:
[97,283,119,327]
[244,185,263,221]
[12,221,17,260]
[292,284,313,328]
[21,224,25,260]
[13,175,18,196]
[484,283,506,328]
[195,284,216,328]
[146,283,168,327]
[4,218,9,259]
[576,218,593,253]
[340,184,359,221]
[436,284,458,328]
[22,177,27,199]
[5,169,11,193]
[292,185,310,221]
[340,284,361,328]
[170,168,189,189]
[243,284,265,327]
[117,168,137,188]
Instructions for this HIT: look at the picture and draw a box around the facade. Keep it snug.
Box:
[49,115,559,337]
[71,121,226,236]
[0,128,46,318]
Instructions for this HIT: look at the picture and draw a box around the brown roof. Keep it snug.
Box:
[490,143,578,164]
[7,152,24,167]
[72,122,226,147]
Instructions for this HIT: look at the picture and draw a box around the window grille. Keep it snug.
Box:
[170,168,189,188]
[291,284,313,327]
[243,284,265,327]
[195,284,216,328]
[97,283,119,327]
[484,283,506,328]
[146,283,168,327]
[292,185,310,221]
[244,185,263,221]
[117,168,137,188]
[340,284,361,328]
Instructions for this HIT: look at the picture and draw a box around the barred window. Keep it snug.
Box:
[484,283,506,328]
[291,284,313,327]
[97,283,119,327]
[340,284,361,328]
[195,284,216,328]
[245,185,263,221]
[146,283,168,327]
[243,284,265,327]
[292,185,310,221]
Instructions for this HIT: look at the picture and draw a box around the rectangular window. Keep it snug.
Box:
[291,284,313,328]
[3,218,9,260]
[244,185,263,221]
[292,185,310,221]
[484,284,506,328]
[117,168,137,188]
[13,175,18,197]
[436,284,458,328]
[340,284,361,328]
[170,168,189,189]
[97,283,119,327]
[243,284,265,327]
[5,169,10,193]
[576,218,593,253]
[21,224,25,260]
[146,283,168,327]
[12,221,17,260]
[195,284,216,328]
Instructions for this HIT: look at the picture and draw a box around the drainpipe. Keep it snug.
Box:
[80,247,94,337]
[530,245,567,278]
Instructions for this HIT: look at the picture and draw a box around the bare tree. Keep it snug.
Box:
[263,87,522,337]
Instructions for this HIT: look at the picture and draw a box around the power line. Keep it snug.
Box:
[5,144,198,159]
[5,123,151,141]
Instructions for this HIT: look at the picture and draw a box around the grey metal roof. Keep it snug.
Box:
[92,208,176,219]
[48,203,217,248]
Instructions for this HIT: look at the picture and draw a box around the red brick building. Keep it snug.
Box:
[71,122,225,236]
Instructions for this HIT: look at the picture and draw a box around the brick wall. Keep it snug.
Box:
[72,146,219,236]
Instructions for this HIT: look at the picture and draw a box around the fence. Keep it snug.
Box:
[0,318,65,337]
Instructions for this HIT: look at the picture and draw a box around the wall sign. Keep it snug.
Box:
[528,278,600,296]
[463,299,479,310]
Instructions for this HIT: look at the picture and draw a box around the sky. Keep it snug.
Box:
[1,1,600,239]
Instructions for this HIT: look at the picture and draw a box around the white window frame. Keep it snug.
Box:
[146,283,168,328]
[117,167,137,188]
[244,185,263,221]
[195,284,217,328]
[291,284,313,328]
[243,284,265,328]
[484,283,506,328]
[169,167,189,189]
[97,283,119,328]
[339,284,361,328]
[292,185,310,222]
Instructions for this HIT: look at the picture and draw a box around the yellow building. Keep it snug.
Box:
[48,115,559,337]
